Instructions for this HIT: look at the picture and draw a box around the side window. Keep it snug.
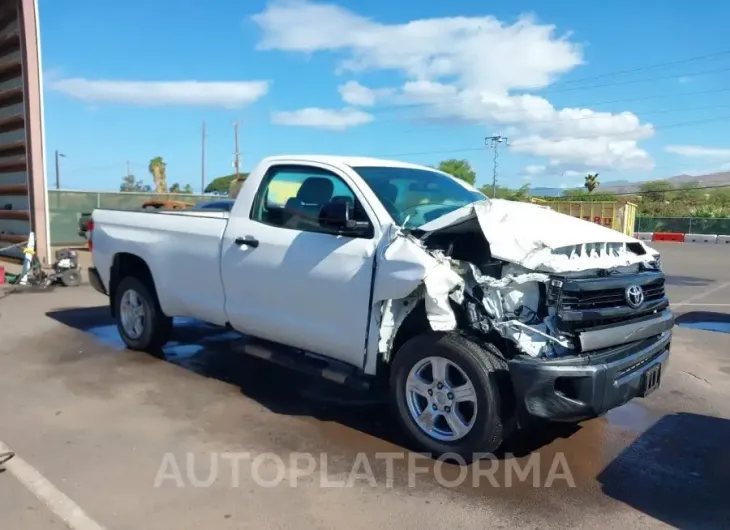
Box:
[250,165,373,237]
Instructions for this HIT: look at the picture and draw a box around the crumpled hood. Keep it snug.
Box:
[419,199,656,273]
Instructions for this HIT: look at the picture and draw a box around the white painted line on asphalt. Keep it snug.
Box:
[673,280,730,307]
[674,303,730,307]
[0,441,106,530]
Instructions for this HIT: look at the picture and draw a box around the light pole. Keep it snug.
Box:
[54,150,66,190]
[485,135,508,198]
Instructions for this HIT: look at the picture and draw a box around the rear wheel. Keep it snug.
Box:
[114,276,172,352]
[390,332,515,462]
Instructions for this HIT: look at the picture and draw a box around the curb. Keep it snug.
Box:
[633,232,730,244]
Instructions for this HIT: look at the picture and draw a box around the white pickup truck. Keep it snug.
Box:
[87,155,673,459]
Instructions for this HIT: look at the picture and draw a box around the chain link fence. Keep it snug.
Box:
[48,190,730,247]
[49,190,211,245]
[634,217,730,235]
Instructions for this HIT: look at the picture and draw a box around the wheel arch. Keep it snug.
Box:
[109,253,160,317]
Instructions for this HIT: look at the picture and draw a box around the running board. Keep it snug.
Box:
[233,339,373,392]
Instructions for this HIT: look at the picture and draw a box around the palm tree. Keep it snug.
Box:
[148,156,168,193]
[584,173,599,193]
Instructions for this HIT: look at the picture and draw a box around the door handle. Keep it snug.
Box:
[235,236,259,248]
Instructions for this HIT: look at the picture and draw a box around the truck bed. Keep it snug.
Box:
[91,208,230,326]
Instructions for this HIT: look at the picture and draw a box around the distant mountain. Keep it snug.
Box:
[527,171,730,197]
[528,187,568,197]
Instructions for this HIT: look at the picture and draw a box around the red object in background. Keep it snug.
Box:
[0,266,5,285]
[87,219,94,251]
[652,232,685,242]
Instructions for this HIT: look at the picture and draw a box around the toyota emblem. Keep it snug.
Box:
[625,284,644,308]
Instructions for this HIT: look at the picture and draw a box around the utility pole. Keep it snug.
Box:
[201,120,206,194]
[54,150,65,190]
[233,121,240,179]
[485,135,508,198]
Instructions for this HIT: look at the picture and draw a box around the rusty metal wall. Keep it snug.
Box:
[0,0,48,265]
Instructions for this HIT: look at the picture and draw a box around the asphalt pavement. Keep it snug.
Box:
[0,242,729,529]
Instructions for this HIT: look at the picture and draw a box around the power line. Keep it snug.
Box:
[363,100,730,133]
[545,49,730,87]
[579,86,730,108]
[374,115,730,159]
[358,63,730,117]
[542,65,730,95]
[364,85,730,121]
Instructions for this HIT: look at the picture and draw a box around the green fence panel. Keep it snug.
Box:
[49,190,212,246]
[685,218,730,235]
[49,191,99,246]
[634,217,730,235]
[53,194,730,247]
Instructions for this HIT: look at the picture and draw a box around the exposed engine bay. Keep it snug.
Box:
[376,200,664,361]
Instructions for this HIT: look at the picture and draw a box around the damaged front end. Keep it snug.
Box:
[375,199,670,363]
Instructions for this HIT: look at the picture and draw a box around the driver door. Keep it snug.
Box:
[220,163,380,369]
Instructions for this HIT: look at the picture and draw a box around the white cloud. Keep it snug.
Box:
[665,145,730,158]
[337,81,394,106]
[252,1,655,171]
[253,1,581,90]
[512,135,653,171]
[271,107,373,130]
[48,78,270,108]
[524,165,545,175]
[338,81,374,106]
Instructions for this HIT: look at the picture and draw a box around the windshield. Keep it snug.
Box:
[352,166,485,227]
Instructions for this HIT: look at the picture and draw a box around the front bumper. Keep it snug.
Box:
[508,329,671,422]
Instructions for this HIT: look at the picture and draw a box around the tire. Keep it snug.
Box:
[59,269,81,287]
[390,331,515,462]
[113,276,172,352]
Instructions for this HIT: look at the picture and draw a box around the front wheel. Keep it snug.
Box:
[390,332,515,462]
[114,276,172,352]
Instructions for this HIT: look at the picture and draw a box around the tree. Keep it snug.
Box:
[584,173,599,193]
[204,174,248,194]
[148,156,168,193]
[709,188,730,208]
[638,180,673,203]
[438,159,476,186]
[119,173,152,192]
[671,182,702,207]
[562,188,618,202]
[169,182,194,194]
[479,183,530,201]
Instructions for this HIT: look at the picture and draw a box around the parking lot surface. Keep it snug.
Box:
[1,242,730,529]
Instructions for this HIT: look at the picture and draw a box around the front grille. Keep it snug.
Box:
[559,279,665,311]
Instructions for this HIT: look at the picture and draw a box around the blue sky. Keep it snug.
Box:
[40,0,730,192]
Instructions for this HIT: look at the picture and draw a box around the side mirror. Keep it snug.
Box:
[319,201,370,235]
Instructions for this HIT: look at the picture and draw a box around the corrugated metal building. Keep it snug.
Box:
[0,0,48,265]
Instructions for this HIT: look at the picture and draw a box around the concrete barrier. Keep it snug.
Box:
[635,232,654,241]
[717,235,730,245]
[652,232,685,242]
[685,233,718,244]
